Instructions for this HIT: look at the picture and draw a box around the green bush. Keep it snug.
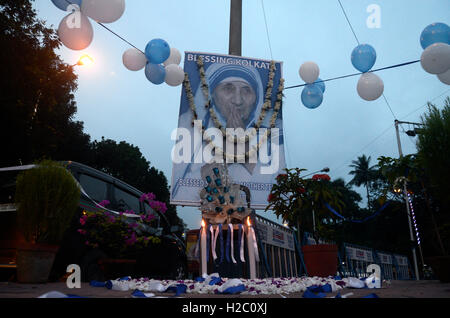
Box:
[15,160,80,245]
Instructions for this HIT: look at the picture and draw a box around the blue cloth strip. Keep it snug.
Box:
[90,280,106,287]
[302,290,326,298]
[165,284,187,297]
[132,290,150,298]
[208,276,223,285]
[237,224,242,263]
[325,201,390,223]
[226,224,231,263]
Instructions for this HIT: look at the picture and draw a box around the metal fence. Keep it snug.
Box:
[254,215,300,278]
[339,243,415,280]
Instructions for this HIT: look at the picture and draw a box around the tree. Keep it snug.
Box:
[0,0,92,167]
[348,154,377,208]
[89,138,185,231]
[417,98,450,209]
[378,154,448,257]
[266,168,343,244]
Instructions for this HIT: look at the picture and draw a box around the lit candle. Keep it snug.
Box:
[201,219,207,276]
[246,217,256,279]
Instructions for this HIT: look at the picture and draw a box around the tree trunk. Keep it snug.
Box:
[366,182,371,209]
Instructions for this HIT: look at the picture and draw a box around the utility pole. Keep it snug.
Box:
[394,120,420,280]
[229,0,242,56]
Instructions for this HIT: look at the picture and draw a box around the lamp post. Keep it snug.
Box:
[72,54,94,67]
[394,119,422,280]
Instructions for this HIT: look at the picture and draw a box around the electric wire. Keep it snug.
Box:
[261,0,274,61]
[337,0,360,45]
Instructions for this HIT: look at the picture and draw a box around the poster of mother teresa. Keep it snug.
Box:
[170,52,286,209]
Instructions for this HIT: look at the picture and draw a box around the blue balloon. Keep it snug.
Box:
[351,44,377,73]
[145,63,166,85]
[420,22,450,50]
[51,0,82,11]
[313,78,326,93]
[145,39,171,64]
[301,84,323,109]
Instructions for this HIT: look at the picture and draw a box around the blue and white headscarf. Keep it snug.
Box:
[194,63,264,130]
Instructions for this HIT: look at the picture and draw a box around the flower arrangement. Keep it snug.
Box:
[266,168,342,243]
[77,193,165,259]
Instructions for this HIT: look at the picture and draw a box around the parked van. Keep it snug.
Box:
[0,161,187,281]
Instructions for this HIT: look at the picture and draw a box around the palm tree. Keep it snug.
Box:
[348,155,377,208]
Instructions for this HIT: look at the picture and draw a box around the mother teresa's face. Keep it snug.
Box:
[213,79,257,129]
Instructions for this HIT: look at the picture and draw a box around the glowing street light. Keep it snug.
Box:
[74,54,94,67]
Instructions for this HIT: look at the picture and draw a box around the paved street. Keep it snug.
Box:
[0,279,449,298]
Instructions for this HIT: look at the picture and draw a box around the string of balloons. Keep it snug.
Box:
[51,1,450,100]
[52,0,184,87]
[296,22,450,109]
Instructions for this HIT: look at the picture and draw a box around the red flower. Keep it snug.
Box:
[268,193,276,202]
[276,174,287,181]
[296,187,306,194]
[312,174,331,181]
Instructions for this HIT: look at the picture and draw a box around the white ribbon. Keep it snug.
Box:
[211,225,220,261]
[229,224,236,264]
[240,225,245,263]
[250,227,260,262]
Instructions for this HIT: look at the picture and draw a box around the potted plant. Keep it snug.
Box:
[15,160,81,283]
[77,198,162,280]
[266,168,343,277]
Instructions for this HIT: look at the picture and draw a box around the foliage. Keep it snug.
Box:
[265,168,344,242]
[89,138,185,231]
[0,0,92,167]
[378,150,449,256]
[0,0,185,236]
[15,160,80,244]
[78,210,161,259]
[416,98,450,208]
[78,193,167,258]
[348,155,378,207]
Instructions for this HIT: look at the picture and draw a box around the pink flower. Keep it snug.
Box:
[77,229,86,235]
[99,200,110,207]
[140,192,156,202]
[79,215,88,226]
[125,232,137,246]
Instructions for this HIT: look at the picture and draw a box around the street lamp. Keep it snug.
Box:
[394,119,424,280]
[73,54,94,67]
[301,167,330,178]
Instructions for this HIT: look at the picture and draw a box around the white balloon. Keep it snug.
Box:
[81,0,125,23]
[122,48,147,71]
[58,12,93,51]
[357,72,384,101]
[437,68,450,85]
[165,64,185,87]
[163,48,182,66]
[421,43,450,75]
[299,61,320,84]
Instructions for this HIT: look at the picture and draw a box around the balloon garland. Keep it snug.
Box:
[419,22,450,85]
[52,0,184,87]
[51,1,450,103]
